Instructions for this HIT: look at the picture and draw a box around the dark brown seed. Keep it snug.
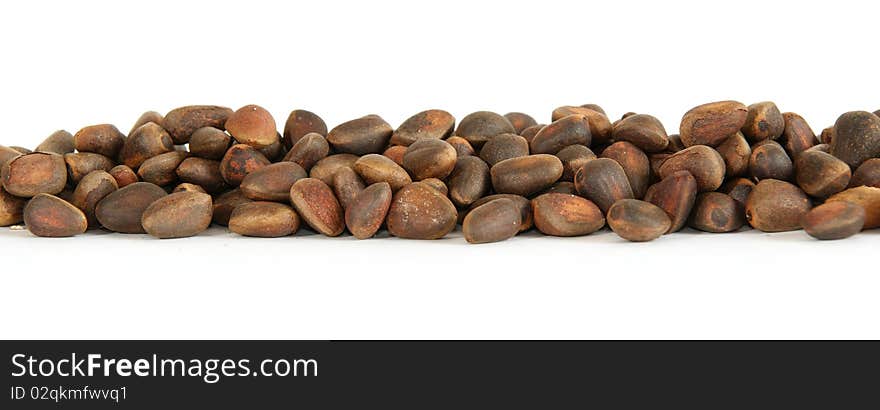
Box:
[649,153,672,179]
[240,162,307,202]
[282,109,327,149]
[283,132,329,171]
[23,194,87,237]
[447,156,491,207]
[219,144,271,186]
[644,170,698,233]
[556,145,596,181]
[386,182,457,239]
[0,146,20,170]
[806,143,830,154]
[420,178,448,196]
[212,189,252,226]
[491,154,563,197]
[35,130,75,154]
[137,151,187,187]
[189,127,231,160]
[829,111,880,169]
[64,152,115,184]
[802,202,865,240]
[259,137,285,162]
[825,186,880,229]
[228,201,300,237]
[466,194,533,232]
[173,183,207,194]
[129,111,164,135]
[309,154,359,186]
[820,127,835,144]
[607,199,671,242]
[749,140,793,181]
[519,124,545,143]
[666,134,685,152]
[462,198,521,244]
[345,182,392,239]
[109,165,138,188]
[504,112,537,134]
[391,109,455,146]
[353,154,412,192]
[680,100,749,147]
[574,158,634,213]
[720,178,755,207]
[0,187,26,226]
[141,191,213,239]
[332,167,366,210]
[453,111,515,149]
[715,132,751,177]
[551,106,612,144]
[741,101,784,142]
[580,104,607,116]
[12,147,32,154]
[403,139,457,180]
[120,122,175,169]
[780,112,816,157]
[600,141,650,199]
[382,145,407,166]
[225,104,278,148]
[530,114,591,154]
[611,114,669,152]
[289,178,344,236]
[689,192,745,233]
[73,124,125,158]
[850,158,880,188]
[71,170,118,228]
[1,152,67,197]
[164,105,234,144]
[658,145,726,192]
[446,136,475,157]
[745,179,811,232]
[479,133,529,167]
[327,115,393,155]
[531,193,604,237]
[176,157,227,194]
[795,150,851,197]
[95,182,167,233]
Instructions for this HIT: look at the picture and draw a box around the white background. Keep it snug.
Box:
[1,0,877,339]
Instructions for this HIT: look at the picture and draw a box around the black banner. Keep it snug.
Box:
[2,341,877,408]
